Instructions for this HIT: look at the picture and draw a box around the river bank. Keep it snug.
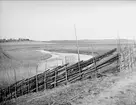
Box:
[37,50,93,73]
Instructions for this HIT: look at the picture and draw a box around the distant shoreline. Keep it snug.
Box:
[43,49,97,56]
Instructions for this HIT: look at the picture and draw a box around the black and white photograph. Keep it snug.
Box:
[0,0,136,105]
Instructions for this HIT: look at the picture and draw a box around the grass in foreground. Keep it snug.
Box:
[4,72,120,105]
[4,68,136,105]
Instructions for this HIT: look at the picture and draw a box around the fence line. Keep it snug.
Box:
[119,43,136,71]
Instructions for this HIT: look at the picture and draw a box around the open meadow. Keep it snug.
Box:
[0,41,52,88]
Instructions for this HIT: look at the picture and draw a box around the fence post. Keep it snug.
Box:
[36,65,38,92]
[13,68,17,100]
[8,86,11,100]
[28,77,30,93]
[121,50,124,70]
[127,48,129,69]
[133,44,136,67]
[65,65,68,85]
[132,46,134,68]
[134,45,136,66]
[120,49,123,71]
[44,71,46,90]
[124,49,127,70]
[6,70,11,100]
[117,49,120,72]
[94,57,97,77]
[0,89,2,102]
[130,46,133,69]
[129,46,131,70]
[64,56,68,85]
[133,46,135,67]
[27,79,29,94]
[54,69,57,88]
[21,80,24,96]
[28,64,30,93]
[3,89,6,104]
[95,57,97,71]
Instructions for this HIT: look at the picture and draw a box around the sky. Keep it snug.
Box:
[0,1,136,41]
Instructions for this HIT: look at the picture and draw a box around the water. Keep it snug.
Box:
[0,50,93,87]
[37,50,93,73]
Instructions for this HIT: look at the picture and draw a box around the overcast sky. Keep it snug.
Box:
[0,1,136,41]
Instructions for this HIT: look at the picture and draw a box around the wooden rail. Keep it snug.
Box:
[0,48,118,103]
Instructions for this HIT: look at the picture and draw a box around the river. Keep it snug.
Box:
[37,50,93,73]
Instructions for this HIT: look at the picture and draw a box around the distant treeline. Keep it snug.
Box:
[0,38,32,43]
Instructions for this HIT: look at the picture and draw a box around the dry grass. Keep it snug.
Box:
[6,49,51,61]
[0,46,52,88]
[3,72,119,105]
[3,68,136,105]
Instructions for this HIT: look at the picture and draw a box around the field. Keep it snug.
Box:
[0,41,52,88]
[0,39,131,88]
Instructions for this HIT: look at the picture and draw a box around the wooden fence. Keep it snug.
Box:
[0,48,119,103]
[119,44,136,71]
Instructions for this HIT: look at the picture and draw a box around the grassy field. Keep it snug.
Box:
[0,39,131,88]
[43,39,133,55]
[0,42,52,88]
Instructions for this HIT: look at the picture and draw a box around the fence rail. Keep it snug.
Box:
[0,48,119,103]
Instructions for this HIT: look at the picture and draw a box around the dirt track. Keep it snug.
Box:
[80,69,136,105]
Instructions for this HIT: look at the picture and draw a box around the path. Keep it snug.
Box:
[81,69,136,105]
